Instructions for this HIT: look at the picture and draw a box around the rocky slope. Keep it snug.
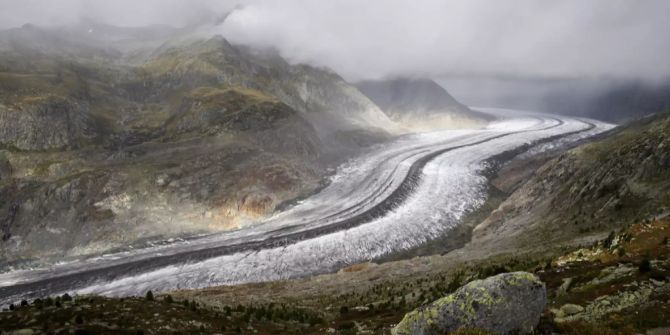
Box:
[468,111,670,256]
[141,36,398,139]
[0,23,397,267]
[356,78,490,131]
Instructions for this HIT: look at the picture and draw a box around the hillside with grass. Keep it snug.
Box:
[0,23,397,268]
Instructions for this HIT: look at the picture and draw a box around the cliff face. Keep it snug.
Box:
[0,24,392,266]
[0,96,95,150]
[356,78,491,131]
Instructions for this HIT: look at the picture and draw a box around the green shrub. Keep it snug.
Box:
[145,290,154,301]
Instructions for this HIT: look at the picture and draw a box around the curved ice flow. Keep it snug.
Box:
[0,110,613,301]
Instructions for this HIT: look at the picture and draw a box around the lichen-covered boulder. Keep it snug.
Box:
[392,272,546,335]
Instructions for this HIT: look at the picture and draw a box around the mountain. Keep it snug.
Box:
[0,23,397,267]
[356,78,491,131]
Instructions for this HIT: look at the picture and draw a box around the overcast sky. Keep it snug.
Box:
[1,0,669,82]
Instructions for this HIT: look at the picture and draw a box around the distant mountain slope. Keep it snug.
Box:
[542,80,670,123]
[0,23,396,266]
[356,78,491,131]
[142,36,398,137]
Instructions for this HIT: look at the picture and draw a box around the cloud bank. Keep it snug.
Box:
[1,0,669,82]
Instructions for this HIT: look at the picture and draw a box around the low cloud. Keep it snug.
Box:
[1,0,669,82]
[219,0,670,82]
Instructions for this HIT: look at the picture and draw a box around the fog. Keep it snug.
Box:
[1,0,669,84]
[219,0,670,83]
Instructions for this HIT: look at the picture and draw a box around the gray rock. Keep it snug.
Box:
[0,152,11,179]
[557,277,573,296]
[0,97,96,151]
[560,303,584,316]
[392,272,546,335]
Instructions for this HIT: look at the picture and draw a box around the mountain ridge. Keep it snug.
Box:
[356,78,491,131]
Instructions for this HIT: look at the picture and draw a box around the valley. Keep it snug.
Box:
[0,110,612,305]
[1,3,669,333]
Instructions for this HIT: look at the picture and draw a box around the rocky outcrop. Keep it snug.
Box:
[0,96,96,150]
[392,272,546,335]
[0,152,11,179]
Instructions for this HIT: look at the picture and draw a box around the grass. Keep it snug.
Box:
[0,294,327,334]
[3,218,668,334]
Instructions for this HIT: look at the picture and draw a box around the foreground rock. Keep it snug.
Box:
[392,272,546,335]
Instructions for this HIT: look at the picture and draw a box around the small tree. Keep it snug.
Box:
[164,295,173,304]
[145,290,154,301]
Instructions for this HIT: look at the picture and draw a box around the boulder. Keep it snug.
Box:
[392,272,546,335]
[560,303,584,316]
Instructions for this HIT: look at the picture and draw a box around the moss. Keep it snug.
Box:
[32,160,60,177]
[189,86,278,104]
[449,328,496,335]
